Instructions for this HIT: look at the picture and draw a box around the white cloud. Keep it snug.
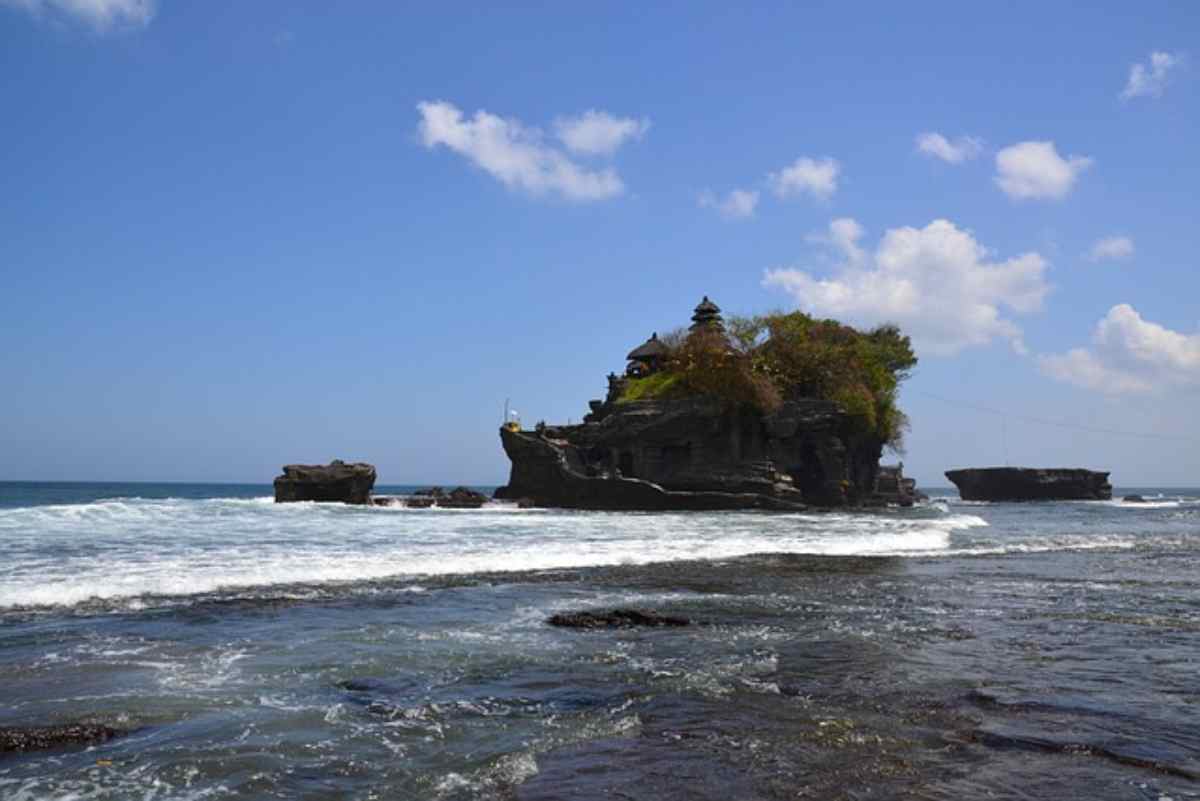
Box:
[1087,235,1135,262]
[1121,51,1182,100]
[768,156,840,200]
[416,100,625,201]
[763,218,1050,355]
[994,141,1093,200]
[915,132,983,164]
[698,188,758,220]
[1,0,153,29]
[554,110,649,156]
[805,217,867,266]
[1039,304,1200,393]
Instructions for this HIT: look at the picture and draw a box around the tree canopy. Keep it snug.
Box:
[618,310,917,449]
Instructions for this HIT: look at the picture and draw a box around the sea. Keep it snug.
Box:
[1,481,1198,800]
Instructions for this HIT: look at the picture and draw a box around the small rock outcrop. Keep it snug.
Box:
[547,609,691,629]
[273,460,376,504]
[438,487,488,508]
[412,486,488,508]
[945,467,1112,501]
[1,723,125,754]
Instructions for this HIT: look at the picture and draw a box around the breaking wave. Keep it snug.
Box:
[0,496,998,611]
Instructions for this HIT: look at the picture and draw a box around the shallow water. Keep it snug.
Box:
[1,482,1198,799]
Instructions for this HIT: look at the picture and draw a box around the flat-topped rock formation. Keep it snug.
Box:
[273,460,376,504]
[945,467,1112,501]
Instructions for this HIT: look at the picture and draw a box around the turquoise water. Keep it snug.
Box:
[1,482,1198,799]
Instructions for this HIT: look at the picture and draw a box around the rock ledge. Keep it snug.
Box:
[945,467,1112,501]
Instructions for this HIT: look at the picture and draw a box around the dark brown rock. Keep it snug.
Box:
[493,395,908,510]
[404,496,436,508]
[0,723,124,754]
[945,467,1112,501]
[273,460,376,504]
[547,608,691,629]
[416,486,487,508]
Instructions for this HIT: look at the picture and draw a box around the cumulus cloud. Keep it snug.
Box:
[416,100,626,201]
[698,188,759,220]
[915,132,984,164]
[1038,304,1200,393]
[1087,235,1135,262]
[994,141,1093,200]
[768,156,840,200]
[763,218,1050,355]
[1121,51,1182,100]
[554,110,649,156]
[1,0,153,29]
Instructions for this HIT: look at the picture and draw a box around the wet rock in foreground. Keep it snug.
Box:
[0,723,125,754]
[548,608,691,629]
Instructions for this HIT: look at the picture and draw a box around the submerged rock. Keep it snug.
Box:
[437,487,488,509]
[547,608,691,629]
[945,467,1112,501]
[1123,494,1147,503]
[0,723,124,754]
[404,496,436,508]
[273,460,376,504]
[412,486,488,508]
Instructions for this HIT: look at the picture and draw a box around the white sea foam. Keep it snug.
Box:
[0,493,1076,611]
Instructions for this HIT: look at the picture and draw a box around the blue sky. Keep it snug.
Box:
[1,1,1197,487]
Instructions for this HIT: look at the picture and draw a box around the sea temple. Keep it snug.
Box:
[496,297,917,510]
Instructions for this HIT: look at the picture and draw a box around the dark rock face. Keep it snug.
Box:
[404,496,436,508]
[273,460,376,504]
[547,609,691,629]
[1,723,124,754]
[439,487,488,508]
[496,398,913,510]
[412,486,488,508]
[945,468,1112,501]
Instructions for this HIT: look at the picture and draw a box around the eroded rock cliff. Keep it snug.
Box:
[496,397,909,510]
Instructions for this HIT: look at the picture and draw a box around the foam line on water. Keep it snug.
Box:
[0,498,989,609]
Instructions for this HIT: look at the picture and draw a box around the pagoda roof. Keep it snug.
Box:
[627,332,670,361]
[690,295,725,330]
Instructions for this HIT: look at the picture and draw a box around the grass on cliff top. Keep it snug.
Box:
[617,372,683,403]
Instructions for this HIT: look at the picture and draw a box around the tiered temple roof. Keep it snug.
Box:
[689,296,724,332]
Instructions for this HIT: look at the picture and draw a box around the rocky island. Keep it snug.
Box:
[496,297,918,510]
[945,467,1113,501]
[273,460,377,504]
